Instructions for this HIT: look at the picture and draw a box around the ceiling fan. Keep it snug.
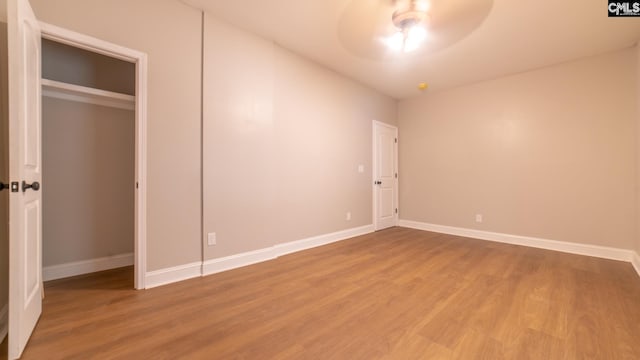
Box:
[337,0,494,60]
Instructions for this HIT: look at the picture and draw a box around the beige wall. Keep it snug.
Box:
[0,21,8,322]
[30,0,202,271]
[203,14,397,258]
[42,98,134,267]
[399,48,637,250]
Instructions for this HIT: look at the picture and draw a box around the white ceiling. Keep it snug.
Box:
[183,0,640,99]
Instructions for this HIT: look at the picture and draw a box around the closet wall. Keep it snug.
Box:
[42,39,135,94]
[42,39,135,270]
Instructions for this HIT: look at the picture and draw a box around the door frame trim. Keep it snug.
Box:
[372,120,398,231]
[39,22,148,289]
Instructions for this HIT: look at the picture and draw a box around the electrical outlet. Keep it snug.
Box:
[358,165,364,173]
[207,232,216,246]
[346,212,352,221]
[475,214,483,223]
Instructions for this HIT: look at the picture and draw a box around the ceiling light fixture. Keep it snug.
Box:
[387,0,430,53]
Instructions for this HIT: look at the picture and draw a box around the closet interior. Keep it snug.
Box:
[41,38,136,285]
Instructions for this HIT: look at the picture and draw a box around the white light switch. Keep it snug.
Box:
[207,232,217,246]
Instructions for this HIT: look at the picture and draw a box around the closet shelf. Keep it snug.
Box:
[41,78,135,111]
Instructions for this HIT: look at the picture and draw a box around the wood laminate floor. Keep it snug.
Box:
[15,227,640,359]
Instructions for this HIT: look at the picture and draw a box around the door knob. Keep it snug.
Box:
[22,181,40,192]
[374,180,382,185]
[0,182,7,192]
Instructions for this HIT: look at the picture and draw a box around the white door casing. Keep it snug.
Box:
[7,0,42,358]
[373,121,398,231]
[38,21,149,290]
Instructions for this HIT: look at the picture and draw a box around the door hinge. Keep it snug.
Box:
[395,138,397,143]
[395,173,398,179]
[136,182,139,189]
[395,208,398,214]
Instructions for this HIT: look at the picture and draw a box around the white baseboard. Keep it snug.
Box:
[273,225,375,257]
[142,222,638,289]
[399,219,635,263]
[43,253,134,282]
[631,251,640,278]
[145,262,202,289]
[274,225,374,256]
[147,225,375,288]
[202,247,278,276]
[0,303,7,343]
[202,224,374,277]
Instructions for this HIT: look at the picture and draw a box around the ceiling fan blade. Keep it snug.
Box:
[338,0,493,60]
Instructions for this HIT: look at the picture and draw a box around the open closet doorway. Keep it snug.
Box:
[39,23,147,290]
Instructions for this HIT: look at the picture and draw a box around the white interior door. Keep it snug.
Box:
[7,0,42,358]
[373,121,397,231]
